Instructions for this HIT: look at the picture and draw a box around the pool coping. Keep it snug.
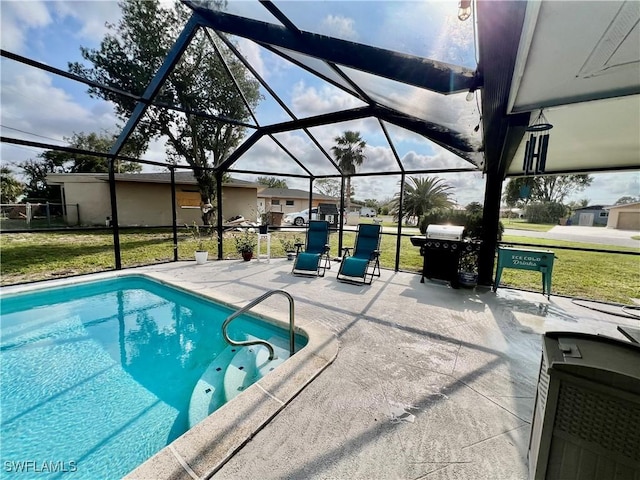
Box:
[1,270,339,480]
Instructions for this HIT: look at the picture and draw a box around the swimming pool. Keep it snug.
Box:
[0,275,307,479]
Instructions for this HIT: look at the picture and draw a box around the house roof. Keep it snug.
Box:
[48,172,258,188]
[112,172,258,188]
[258,188,338,201]
[605,201,640,210]
[573,205,609,211]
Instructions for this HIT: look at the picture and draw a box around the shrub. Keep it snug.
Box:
[233,230,257,254]
[418,208,503,240]
[525,202,567,224]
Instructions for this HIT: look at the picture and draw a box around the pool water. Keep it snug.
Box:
[0,275,304,479]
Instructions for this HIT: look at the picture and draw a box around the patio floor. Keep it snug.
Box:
[129,258,637,479]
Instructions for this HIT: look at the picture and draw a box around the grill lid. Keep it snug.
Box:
[426,224,465,241]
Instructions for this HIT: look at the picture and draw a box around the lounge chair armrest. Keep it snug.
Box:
[369,250,380,260]
[294,242,304,254]
[342,247,353,257]
[323,244,330,253]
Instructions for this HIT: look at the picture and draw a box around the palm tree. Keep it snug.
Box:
[391,176,454,224]
[0,167,24,204]
[331,131,366,212]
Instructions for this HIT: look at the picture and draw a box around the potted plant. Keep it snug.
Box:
[186,222,212,265]
[234,230,257,261]
[280,236,302,260]
[457,250,479,287]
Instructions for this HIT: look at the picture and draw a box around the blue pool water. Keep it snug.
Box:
[0,275,305,479]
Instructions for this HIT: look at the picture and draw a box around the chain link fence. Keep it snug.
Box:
[0,203,79,230]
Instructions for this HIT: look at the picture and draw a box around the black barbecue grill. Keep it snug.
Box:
[410,225,482,288]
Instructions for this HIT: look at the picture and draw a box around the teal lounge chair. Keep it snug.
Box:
[337,223,381,285]
[291,220,331,277]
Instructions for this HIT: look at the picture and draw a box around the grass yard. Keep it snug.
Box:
[501,219,555,232]
[500,236,640,304]
[1,229,638,304]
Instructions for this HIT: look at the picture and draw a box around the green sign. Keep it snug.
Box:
[495,247,555,297]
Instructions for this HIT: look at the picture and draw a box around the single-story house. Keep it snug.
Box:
[257,188,339,216]
[605,202,640,231]
[47,172,259,226]
[569,205,610,226]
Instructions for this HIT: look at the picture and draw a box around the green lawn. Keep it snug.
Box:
[1,230,638,304]
[501,219,555,232]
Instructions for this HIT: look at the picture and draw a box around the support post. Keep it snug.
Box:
[339,175,345,256]
[395,173,405,271]
[108,157,122,270]
[170,167,178,262]
[308,178,314,216]
[478,171,503,285]
[216,171,223,260]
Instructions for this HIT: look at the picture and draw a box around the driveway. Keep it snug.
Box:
[504,225,640,248]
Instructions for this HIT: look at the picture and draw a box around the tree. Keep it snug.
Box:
[503,175,593,207]
[525,202,567,224]
[566,198,590,213]
[256,176,288,189]
[465,202,483,214]
[49,132,142,174]
[615,195,640,205]
[391,176,454,223]
[363,198,379,210]
[69,0,261,224]
[19,151,67,201]
[19,131,142,201]
[0,167,24,204]
[331,131,366,211]
[314,178,340,198]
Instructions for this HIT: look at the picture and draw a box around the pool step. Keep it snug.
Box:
[222,339,289,402]
[188,337,289,428]
[187,345,237,429]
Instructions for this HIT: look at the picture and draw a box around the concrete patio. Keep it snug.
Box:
[126,258,638,479]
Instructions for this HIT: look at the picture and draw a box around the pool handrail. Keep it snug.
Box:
[221,289,295,361]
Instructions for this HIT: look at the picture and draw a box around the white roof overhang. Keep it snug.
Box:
[505,0,640,176]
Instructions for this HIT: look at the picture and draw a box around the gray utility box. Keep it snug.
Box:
[528,332,640,479]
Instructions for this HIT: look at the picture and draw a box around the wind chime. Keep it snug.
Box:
[523,109,553,175]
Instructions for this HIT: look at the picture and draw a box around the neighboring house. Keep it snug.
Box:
[569,205,610,226]
[257,188,339,216]
[605,202,640,231]
[47,172,259,226]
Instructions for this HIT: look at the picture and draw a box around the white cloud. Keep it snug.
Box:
[0,1,52,52]
[51,1,121,43]
[401,150,471,171]
[0,62,123,168]
[568,172,640,205]
[2,67,110,135]
[235,38,267,79]
[320,15,358,40]
[291,81,363,117]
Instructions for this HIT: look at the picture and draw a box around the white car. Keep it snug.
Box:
[360,207,377,217]
[284,208,318,226]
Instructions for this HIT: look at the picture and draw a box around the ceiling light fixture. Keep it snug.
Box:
[523,110,553,175]
[458,0,472,21]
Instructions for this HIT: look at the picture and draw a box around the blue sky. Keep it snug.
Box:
[1,0,638,206]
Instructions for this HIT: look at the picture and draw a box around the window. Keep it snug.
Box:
[599,212,608,217]
[176,191,200,207]
[271,199,280,206]
[286,200,294,206]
